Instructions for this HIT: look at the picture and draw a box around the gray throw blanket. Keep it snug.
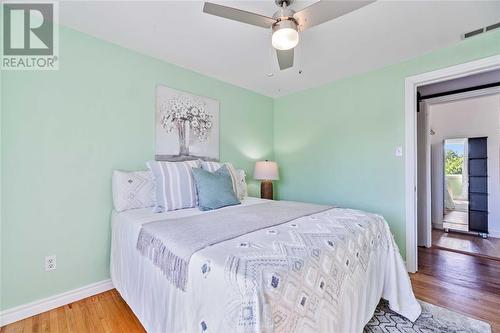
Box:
[136,201,331,291]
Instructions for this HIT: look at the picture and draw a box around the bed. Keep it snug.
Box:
[111,197,420,333]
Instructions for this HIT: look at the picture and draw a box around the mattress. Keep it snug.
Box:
[110,197,420,333]
[110,197,269,332]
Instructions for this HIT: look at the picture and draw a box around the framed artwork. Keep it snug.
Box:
[155,85,219,161]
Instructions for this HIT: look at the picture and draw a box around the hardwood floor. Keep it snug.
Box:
[0,289,145,333]
[432,229,500,260]
[2,247,499,333]
[411,246,500,332]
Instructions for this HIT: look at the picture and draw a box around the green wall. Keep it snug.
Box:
[0,27,273,310]
[2,21,500,312]
[273,29,500,256]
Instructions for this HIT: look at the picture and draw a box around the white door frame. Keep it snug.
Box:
[415,100,432,247]
[404,54,500,273]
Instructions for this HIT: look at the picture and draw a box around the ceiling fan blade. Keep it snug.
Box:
[203,2,277,29]
[293,0,375,31]
[276,49,294,70]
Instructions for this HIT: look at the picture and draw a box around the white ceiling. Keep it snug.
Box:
[59,1,500,97]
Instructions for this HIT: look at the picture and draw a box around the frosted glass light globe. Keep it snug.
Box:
[272,27,299,50]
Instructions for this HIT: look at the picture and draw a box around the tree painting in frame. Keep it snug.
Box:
[155,85,219,161]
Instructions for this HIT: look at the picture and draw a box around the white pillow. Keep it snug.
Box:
[236,169,248,199]
[112,170,155,212]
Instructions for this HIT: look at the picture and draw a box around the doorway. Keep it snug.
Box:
[418,91,499,258]
[404,55,500,273]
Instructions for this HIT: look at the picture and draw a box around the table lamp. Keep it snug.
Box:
[254,160,279,200]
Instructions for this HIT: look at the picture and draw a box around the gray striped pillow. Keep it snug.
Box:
[147,160,200,212]
[200,161,243,200]
[200,161,221,172]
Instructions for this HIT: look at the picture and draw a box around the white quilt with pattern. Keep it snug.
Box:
[111,199,421,333]
[184,207,420,333]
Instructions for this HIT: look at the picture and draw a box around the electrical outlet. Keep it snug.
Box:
[45,255,56,271]
[395,146,403,157]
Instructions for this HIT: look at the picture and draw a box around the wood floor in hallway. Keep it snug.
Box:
[432,229,500,260]
[411,246,500,332]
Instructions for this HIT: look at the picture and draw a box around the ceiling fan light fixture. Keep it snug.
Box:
[272,20,299,50]
[203,0,375,71]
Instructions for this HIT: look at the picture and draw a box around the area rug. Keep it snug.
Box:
[364,300,491,333]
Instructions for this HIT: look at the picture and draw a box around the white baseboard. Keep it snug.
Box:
[432,222,443,230]
[0,279,113,327]
[488,230,500,239]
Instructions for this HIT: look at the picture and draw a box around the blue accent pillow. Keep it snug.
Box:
[192,165,240,211]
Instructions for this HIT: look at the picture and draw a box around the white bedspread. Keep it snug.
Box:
[111,197,420,333]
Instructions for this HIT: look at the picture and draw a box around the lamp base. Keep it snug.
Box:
[261,180,273,200]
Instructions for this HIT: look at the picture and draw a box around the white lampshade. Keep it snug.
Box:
[254,161,279,181]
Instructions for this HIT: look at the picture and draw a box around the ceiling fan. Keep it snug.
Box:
[203,0,375,71]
